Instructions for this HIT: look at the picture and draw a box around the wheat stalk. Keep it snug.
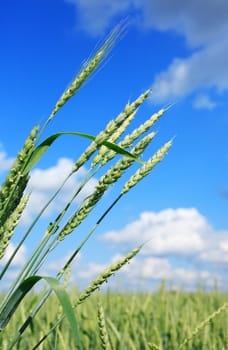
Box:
[30,245,142,350]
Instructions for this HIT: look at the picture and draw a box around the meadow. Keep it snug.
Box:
[0,24,227,349]
[0,285,227,349]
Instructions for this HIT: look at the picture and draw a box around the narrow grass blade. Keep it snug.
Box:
[22,131,144,174]
[42,276,82,349]
[0,275,82,348]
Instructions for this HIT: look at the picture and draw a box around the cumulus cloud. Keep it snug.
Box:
[134,0,228,47]
[101,208,228,269]
[21,158,97,224]
[102,208,208,255]
[99,207,227,290]
[151,37,228,103]
[66,0,228,105]
[67,0,228,44]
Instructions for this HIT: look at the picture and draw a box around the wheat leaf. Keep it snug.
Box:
[22,131,144,174]
[0,275,82,348]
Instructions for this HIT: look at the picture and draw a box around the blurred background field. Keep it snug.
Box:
[1,283,227,350]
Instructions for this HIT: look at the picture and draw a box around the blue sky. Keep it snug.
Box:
[0,0,228,291]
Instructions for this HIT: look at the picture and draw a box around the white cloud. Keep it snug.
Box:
[120,255,214,289]
[101,208,228,268]
[134,0,228,48]
[151,37,228,104]
[0,149,14,175]
[122,256,171,279]
[66,0,228,105]
[99,207,228,289]
[193,94,217,110]
[21,158,97,224]
[66,0,131,36]
[101,208,209,255]
[199,233,228,264]
[67,0,228,45]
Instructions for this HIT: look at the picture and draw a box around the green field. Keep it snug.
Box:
[1,285,227,350]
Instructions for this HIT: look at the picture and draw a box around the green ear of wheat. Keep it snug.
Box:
[48,24,125,121]
[178,302,228,349]
[97,297,112,350]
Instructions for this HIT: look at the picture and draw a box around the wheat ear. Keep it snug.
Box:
[58,133,155,241]
[0,194,30,259]
[74,245,142,307]
[0,125,39,226]
[91,110,136,168]
[48,25,123,121]
[122,140,172,194]
[178,302,228,349]
[98,298,112,350]
[74,89,151,170]
[102,106,167,166]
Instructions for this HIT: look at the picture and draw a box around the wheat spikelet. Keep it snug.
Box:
[126,107,167,143]
[91,110,136,168]
[115,88,151,125]
[108,131,156,175]
[0,125,39,226]
[103,107,167,166]
[73,245,142,307]
[73,120,117,170]
[97,298,111,350]
[0,194,30,258]
[122,140,172,194]
[48,25,123,121]
[74,89,151,171]
[58,133,155,241]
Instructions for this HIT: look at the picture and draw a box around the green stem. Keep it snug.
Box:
[0,232,51,314]
[0,162,95,306]
[8,194,123,349]
[26,166,98,277]
[0,165,98,316]
[0,173,72,282]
